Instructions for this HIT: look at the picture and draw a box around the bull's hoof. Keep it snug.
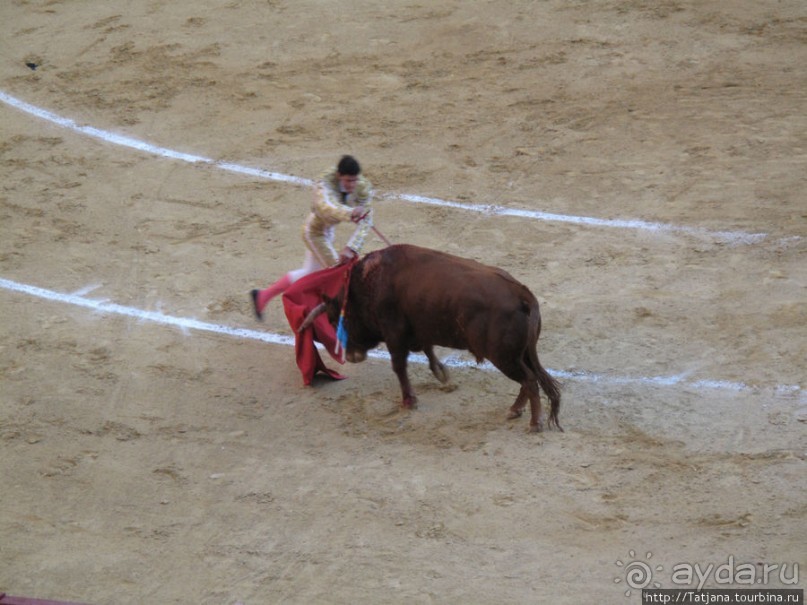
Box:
[528,421,544,433]
[507,408,523,420]
[401,396,418,410]
[431,363,450,384]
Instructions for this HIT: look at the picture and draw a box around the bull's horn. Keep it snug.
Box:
[298,302,327,332]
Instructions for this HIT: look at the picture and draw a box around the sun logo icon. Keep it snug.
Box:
[614,550,664,597]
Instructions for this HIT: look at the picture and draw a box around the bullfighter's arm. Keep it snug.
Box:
[346,206,374,254]
[313,180,354,224]
[344,177,374,254]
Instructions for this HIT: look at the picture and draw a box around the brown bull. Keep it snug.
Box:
[302,244,562,432]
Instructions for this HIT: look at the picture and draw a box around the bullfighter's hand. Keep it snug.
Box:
[350,207,367,223]
[339,247,358,264]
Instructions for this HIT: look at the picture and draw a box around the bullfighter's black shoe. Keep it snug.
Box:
[250,289,263,321]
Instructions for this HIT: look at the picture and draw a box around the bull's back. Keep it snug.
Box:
[376,245,533,304]
[366,245,537,350]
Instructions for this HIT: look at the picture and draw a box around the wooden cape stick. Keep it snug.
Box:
[354,211,392,247]
[370,223,392,246]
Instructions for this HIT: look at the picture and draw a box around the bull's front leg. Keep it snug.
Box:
[388,346,417,409]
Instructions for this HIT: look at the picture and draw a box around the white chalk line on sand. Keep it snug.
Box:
[0,90,772,245]
[2,277,802,401]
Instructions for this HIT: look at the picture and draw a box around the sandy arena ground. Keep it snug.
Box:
[1,1,805,604]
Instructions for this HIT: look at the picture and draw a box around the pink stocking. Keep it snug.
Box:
[256,273,293,312]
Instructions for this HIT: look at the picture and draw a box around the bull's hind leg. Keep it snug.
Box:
[507,386,528,420]
[525,381,544,433]
[424,346,450,384]
[508,382,544,432]
[493,351,544,431]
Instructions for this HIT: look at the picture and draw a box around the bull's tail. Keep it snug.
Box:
[525,300,563,431]
[536,360,562,431]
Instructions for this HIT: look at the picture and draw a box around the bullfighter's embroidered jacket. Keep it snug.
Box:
[304,169,374,255]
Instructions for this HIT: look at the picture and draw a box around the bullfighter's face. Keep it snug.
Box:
[338,173,359,195]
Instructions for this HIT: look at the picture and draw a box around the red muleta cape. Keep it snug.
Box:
[281,259,357,385]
